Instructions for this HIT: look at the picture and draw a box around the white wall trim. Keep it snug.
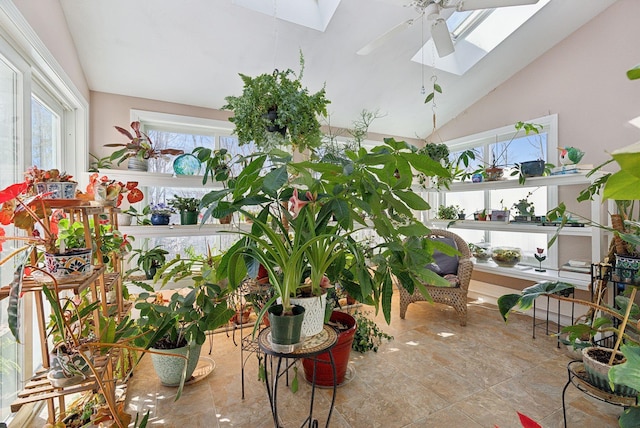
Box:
[0,0,89,175]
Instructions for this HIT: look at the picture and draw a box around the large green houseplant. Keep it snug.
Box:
[222,52,330,153]
[201,137,453,341]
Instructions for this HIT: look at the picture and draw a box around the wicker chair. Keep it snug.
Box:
[397,229,473,326]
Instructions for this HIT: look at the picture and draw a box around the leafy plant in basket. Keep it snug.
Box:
[105,121,184,166]
[221,51,330,153]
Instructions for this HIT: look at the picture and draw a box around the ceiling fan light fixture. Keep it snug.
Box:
[424,3,440,20]
[431,18,454,57]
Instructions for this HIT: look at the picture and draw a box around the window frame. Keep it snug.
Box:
[431,114,559,268]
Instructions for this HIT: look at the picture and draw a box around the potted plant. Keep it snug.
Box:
[24,166,78,199]
[301,309,357,387]
[221,51,330,153]
[126,245,169,280]
[104,121,184,171]
[202,137,452,346]
[134,281,234,387]
[473,208,487,221]
[121,205,151,226]
[437,204,459,220]
[148,202,175,226]
[512,192,537,222]
[168,195,201,225]
[84,173,144,208]
[351,311,394,353]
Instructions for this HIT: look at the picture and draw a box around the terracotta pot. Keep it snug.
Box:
[219,213,233,224]
[485,167,504,181]
[302,311,356,387]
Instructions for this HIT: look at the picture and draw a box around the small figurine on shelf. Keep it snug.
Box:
[534,247,546,272]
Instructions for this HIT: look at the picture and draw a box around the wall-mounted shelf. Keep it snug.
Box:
[119,223,251,238]
[429,219,593,236]
[83,169,224,190]
[419,172,597,193]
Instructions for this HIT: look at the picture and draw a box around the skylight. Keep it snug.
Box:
[232,0,341,32]
[412,0,550,76]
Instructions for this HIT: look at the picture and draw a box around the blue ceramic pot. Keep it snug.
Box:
[151,213,170,226]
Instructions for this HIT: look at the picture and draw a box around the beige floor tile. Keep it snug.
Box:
[24,293,629,427]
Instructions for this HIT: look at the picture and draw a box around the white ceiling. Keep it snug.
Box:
[59,0,616,139]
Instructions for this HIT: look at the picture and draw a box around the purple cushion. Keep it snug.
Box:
[425,236,459,276]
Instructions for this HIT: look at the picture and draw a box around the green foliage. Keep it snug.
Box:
[88,153,113,172]
[200,136,452,325]
[437,204,459,220]
[512,192,535,216]
[424,82,442,104]
[56,219,89,251]
[168,195,201,212]
[134,282,234,350]
[222,51,330,153]
[497,281,575,322]
[418,143,449,163]
[193,147,233,185]
[351,311,393,353]
[126,245,169,280]
[122,205,151,225]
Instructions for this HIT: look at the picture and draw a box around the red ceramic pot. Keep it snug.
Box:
[302,311,356,387]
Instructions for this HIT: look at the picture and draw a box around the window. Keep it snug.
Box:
[434,114,558,266]
[0,3,88,421]
[129,111,248,259]
[412,0,551,76]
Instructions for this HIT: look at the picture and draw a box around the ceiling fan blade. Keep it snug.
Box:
[357,19,414,55]
[455,0,539,11]
[431,18,454,57]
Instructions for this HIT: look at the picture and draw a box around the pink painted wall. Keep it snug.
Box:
[437,0,640,166]
[89,91,420,163]
[90,91,233,163]
[12,0,89,100]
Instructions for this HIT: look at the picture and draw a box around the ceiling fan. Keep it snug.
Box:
[357,0,540,58]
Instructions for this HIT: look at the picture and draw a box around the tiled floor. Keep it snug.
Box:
[121,292,622,428]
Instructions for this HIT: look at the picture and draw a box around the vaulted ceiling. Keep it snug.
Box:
[59,0,616,139]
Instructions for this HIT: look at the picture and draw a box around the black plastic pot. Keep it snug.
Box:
[264,107,287,137]
[519,160,545,177]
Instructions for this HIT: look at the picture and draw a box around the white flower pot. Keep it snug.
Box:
[290,292,327,338]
